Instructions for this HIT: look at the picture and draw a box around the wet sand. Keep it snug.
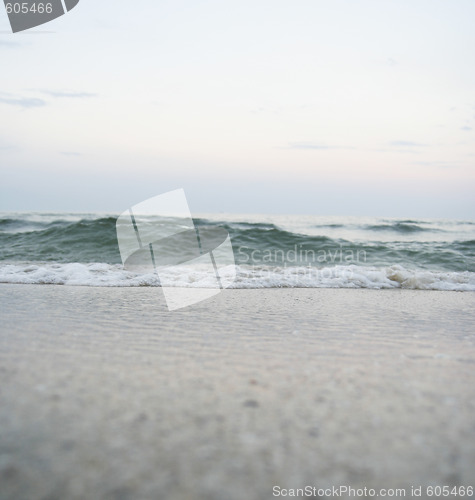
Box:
[0,284,474,499]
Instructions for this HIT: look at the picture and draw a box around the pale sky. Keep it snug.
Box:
[1,0,474,218]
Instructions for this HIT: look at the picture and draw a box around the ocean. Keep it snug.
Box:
[0,212,474,291]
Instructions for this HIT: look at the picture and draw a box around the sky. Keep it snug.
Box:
[0,0,474,218]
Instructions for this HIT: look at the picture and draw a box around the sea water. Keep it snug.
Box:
[0,213,474,291]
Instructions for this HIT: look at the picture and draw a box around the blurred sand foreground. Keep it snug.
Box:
[1,284,474,500]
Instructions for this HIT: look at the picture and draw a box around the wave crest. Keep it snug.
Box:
[1,262,474,291]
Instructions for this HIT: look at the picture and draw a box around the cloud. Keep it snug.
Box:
[0,94,46,108]
[36,90,97,99]
[289,142,330,150]
[251,106,280,115]
[0,88,96,108]
[60,151,82,156]
[288,142,355,150]
[0,40,23,49]
[389,141,427,147]
[413,161,462,168]
[0,135,17,151]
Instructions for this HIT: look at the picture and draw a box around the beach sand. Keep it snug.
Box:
[0,284,474,499]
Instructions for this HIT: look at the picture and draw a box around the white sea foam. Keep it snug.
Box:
[1,262,474,291]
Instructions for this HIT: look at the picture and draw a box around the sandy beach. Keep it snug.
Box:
[1,284,474,499]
